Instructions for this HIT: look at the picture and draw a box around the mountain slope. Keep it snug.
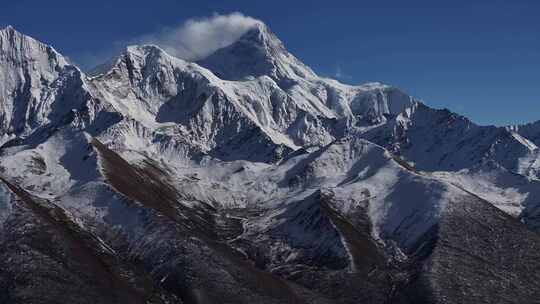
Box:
[509,120,540,146]
[404,194,540,304]
[0,23,539,304]
[360,102,540,179]
[197,22,317,82]
[0,26,91,144]
[88,38,417,162]
[0,178,178,304]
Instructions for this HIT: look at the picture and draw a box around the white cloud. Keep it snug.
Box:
[138,12,261,61]
[75,13,261,70]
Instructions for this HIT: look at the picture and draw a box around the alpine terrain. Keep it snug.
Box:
[1,22,540,304]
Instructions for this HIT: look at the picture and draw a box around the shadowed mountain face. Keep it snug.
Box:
[0,178,178,304]
[0,23,540,304]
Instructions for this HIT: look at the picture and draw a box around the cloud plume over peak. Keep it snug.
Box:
[139,12,261,61]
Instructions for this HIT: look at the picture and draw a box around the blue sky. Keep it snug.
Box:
[1,0,538,125]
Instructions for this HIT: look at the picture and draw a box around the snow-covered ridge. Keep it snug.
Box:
[1,24,539,178]
[83,34,419,161]
[197,22,317,81]
[0,26,91,142]
[1,22,540,302]
[0,23,539,243]
[0,25,68,67]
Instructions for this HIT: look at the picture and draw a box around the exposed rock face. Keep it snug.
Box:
[0,24,539,303]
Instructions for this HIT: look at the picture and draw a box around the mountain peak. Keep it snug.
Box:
[0,25,19,35]
[124,44,171,62]
[1,25,37,43]
[1,25,15,32]
[0,25,26,42]
[0,26,88,138]
[90,44,173,77]
[236,21,279,48]
[0,26,68,68]
[197,22,316,81]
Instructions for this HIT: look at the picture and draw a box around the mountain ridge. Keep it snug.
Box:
[0,23,539,304]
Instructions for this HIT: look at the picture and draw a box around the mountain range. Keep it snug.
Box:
[1,22,539,304]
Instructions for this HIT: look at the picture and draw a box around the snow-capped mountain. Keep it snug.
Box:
[1,24,540,304]
[198,22,317,81]
[0,26,91,145]
[359,102,540,179]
